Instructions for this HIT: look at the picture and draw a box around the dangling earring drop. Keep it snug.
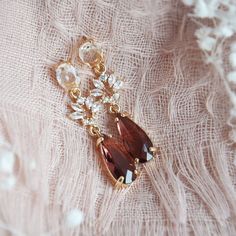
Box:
[78,38,159,164]
[54,48,138,188]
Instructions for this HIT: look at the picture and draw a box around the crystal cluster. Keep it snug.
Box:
[55,45,155,187]
[91,73,123,104]
[56,61,123,126]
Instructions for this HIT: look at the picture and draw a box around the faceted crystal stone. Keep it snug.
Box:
[116,114,154,163]
[56,63,80,90]
[83,118,95,126]
[69,111,84,120]
[99,74,108,82]
[99,135,137,185]
[113,80,123,90]
[90,88,104,97]
[78,41,102,65]
[93,79,104,89]
[77,97,86,105]
[108,74,116,87]
[85,96,94,109]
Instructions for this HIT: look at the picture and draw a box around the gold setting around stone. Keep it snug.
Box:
[54,36,160,188]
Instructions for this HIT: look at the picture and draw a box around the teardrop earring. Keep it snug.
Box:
[78,38,159,164]
[54,58,138,188]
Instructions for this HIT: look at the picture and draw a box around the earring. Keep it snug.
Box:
[55,56,138,188]
[78,38,159,164]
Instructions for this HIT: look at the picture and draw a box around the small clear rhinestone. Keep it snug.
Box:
[85,97,94,109]
[76,97,85,105]
[84,118,95,126]
[99,74,108,82]
[71,103,83,112]
[93,79,105,89]
[102,96,111,103]
[108,74,116,87]
[90,88,104,97]
[69,112,84,120]
[78,41,101,65]
[113,80,123,90]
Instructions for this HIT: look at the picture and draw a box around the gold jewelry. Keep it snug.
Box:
[54,37,159,188]
[78,38,159,163]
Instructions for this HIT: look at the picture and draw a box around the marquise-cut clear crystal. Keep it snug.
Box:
[108,74,116,87]
[116,114,154,163]
[71,103,83,112]
[113,80,123,90]
[99,74,108,82]
[69,112,84,120]
[56,63,80,90]
[91,88,104,97]
[77,97,85,105]
[91,103,102,113]
[85,97,94,109]
[112,93,120,101]
[93,79,105,89]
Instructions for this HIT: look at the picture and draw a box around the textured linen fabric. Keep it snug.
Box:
[0,0,236,235]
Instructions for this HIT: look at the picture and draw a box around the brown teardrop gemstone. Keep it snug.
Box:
[116,114,154,163]
[98,135,137,185]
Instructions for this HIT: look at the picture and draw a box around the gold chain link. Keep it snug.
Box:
[109,104,121,114]
[69,87,81,100]
[89,125,102,137]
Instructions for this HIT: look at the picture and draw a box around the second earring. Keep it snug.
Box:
[55,37,159,188]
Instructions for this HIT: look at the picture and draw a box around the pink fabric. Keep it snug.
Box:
[0,0,235,235]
